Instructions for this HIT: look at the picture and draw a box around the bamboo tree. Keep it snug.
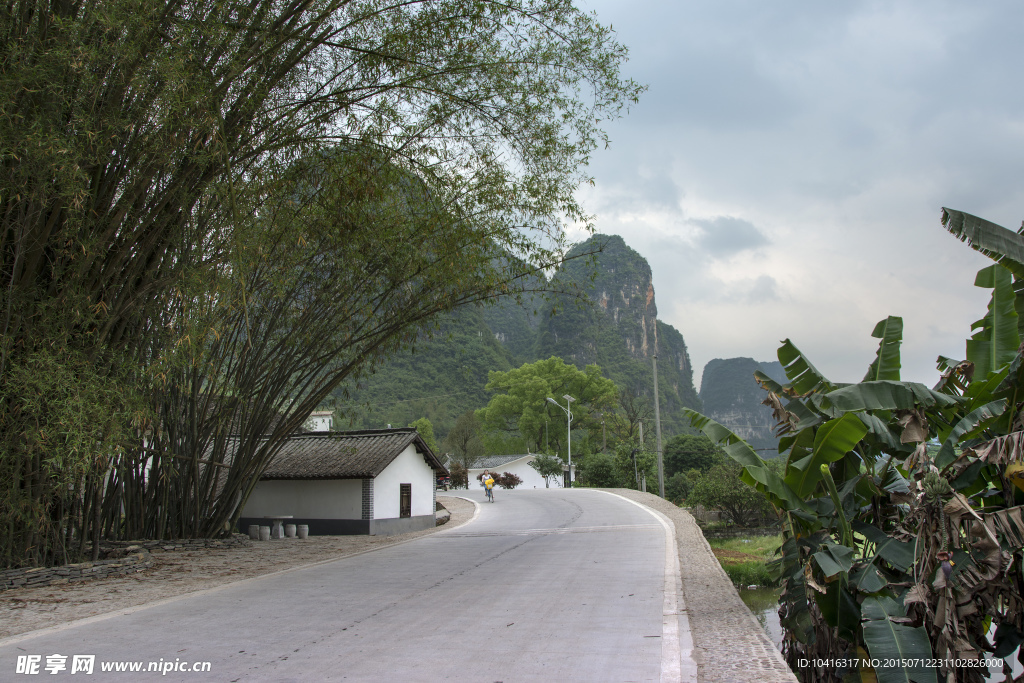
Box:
[0,0,643,567]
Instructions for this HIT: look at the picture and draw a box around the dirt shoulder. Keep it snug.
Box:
[0,496,475,640]
[600,489,796,683]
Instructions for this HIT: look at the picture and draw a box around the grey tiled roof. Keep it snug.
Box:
[470,454,535,470]
[259,428,446,479]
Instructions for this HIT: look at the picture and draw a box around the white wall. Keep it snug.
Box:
[242,479,362,519]
[468,456,575,490]
[306,413,333,432]
[373,444,435,519]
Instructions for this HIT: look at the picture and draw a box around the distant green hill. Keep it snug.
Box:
[336,305,513,436]
[698,357,785,452]
[334,233,701,443]
[535,235,701,436]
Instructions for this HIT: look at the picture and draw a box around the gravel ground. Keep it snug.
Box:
[603,489,797,683]
[0,496,475,640]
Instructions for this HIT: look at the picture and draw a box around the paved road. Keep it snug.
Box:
[1,489,693,682]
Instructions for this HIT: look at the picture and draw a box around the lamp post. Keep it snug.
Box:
[547,394,575,488]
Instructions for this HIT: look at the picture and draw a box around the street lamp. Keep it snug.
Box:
[547,394,575,488]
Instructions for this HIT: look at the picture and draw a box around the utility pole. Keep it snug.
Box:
[653,353,664,498]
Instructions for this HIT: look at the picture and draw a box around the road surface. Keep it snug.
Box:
[1,489,695,682]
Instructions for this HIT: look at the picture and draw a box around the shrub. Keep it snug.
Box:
[688,461,773,527]
[579,452,617,487]
[449,462,468,489]
[494,472,522,489]
[665,472,692,503]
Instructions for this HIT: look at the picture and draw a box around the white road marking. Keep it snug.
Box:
[590,491,699,683]
[438,523,661,537]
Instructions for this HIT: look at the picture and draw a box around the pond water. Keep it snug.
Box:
[738,586,783,649]
[738,588,1022,682]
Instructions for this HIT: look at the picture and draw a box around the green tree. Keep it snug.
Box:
[528,453,565,488]
[0,0,643,567]
[442,411,485,470]
[578,452,617,487]
[664,470,700,504]
[611,440,656,491]
[687,461,773,527]
[663,434,724,476]
[408,418,439,455]
[477,357,618,457]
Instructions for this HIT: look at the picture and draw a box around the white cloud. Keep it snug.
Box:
[574,0,1024,390]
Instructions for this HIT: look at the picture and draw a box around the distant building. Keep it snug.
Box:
[305,410,334,432]
[466,453,575,490]
[238,428,447,535]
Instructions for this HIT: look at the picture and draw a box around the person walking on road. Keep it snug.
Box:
[482,470,495,502]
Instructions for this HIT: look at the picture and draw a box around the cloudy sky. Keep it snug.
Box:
[573,0,1024,390]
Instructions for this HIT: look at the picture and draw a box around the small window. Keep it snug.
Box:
[400,483,411,518]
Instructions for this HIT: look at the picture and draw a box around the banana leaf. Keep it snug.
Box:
[823,381,960,413]
[785,413,868,497]
[863,316,903,382]
[966,264,1019,377]
[684,408,811,512]
[754,369,785,394]
[850,564,888,593]
[778,339,833,395]
[861,596,937,683]
[941,207,1024,281]
[815,578,861,641]
[850,520,916,572]
[857,412,901,450]
[813,542,855,577]
[934,399,1007,468]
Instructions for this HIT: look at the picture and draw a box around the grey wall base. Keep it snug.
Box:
[237,515,433,537]
[370,515,434,536]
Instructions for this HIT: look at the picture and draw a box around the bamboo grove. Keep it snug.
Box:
[0,0,643,568]
[686,209,1024,683]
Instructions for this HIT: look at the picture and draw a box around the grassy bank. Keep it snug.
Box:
[706,534,782,587]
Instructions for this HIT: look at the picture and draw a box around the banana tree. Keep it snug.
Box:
[685,209,1024,683]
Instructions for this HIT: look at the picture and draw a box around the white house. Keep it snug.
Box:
[467,454,576,490]
[305,410,334,432]
[238,428,447,536]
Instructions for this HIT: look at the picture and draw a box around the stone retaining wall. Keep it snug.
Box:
[1,551,152,591]
[102,535,252,553]
[1,536,251,592]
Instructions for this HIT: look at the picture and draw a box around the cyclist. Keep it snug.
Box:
[482,470,495,502]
